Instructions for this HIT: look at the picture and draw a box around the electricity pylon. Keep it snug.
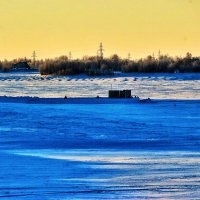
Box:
[32,51,37,68]
[128,53,131,60]
[97,42,104,61]
[69,51,72,60]
[158,50,161,59]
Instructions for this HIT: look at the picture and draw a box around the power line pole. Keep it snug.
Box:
[128,53,131,60]
[158,50,161,59]
[152,52,155,59]
[69,51,72,61]
[32,51,37,68]
[98,42,104,61]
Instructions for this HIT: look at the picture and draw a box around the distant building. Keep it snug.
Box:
[12,61,31,71]
[109,90,132,98]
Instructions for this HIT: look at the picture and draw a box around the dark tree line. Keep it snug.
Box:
[38,53,200,75]
[1,53,200,75]
[0,58,32,72]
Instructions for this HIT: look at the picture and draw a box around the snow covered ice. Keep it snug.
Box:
[0,72,199,99]
[0,72,200,199]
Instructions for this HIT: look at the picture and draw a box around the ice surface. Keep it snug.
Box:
[0,72,199,199]
[1,150,200,200]
[0,100,200,199]
[0,72,199,99]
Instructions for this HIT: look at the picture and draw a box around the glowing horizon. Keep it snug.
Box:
[0,0,200,60]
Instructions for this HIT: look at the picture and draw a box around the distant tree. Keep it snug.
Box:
[186,52,192,59]
[2,51,200,75]
[2,60,12,72]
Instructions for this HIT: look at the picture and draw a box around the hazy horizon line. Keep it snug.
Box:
[1,51,199,61]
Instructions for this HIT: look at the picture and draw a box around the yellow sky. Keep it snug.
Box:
[0,0,200,60]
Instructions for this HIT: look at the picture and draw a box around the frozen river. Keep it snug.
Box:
[0,72,200,199]
[0,72,199,99]
[0,100,200,199]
